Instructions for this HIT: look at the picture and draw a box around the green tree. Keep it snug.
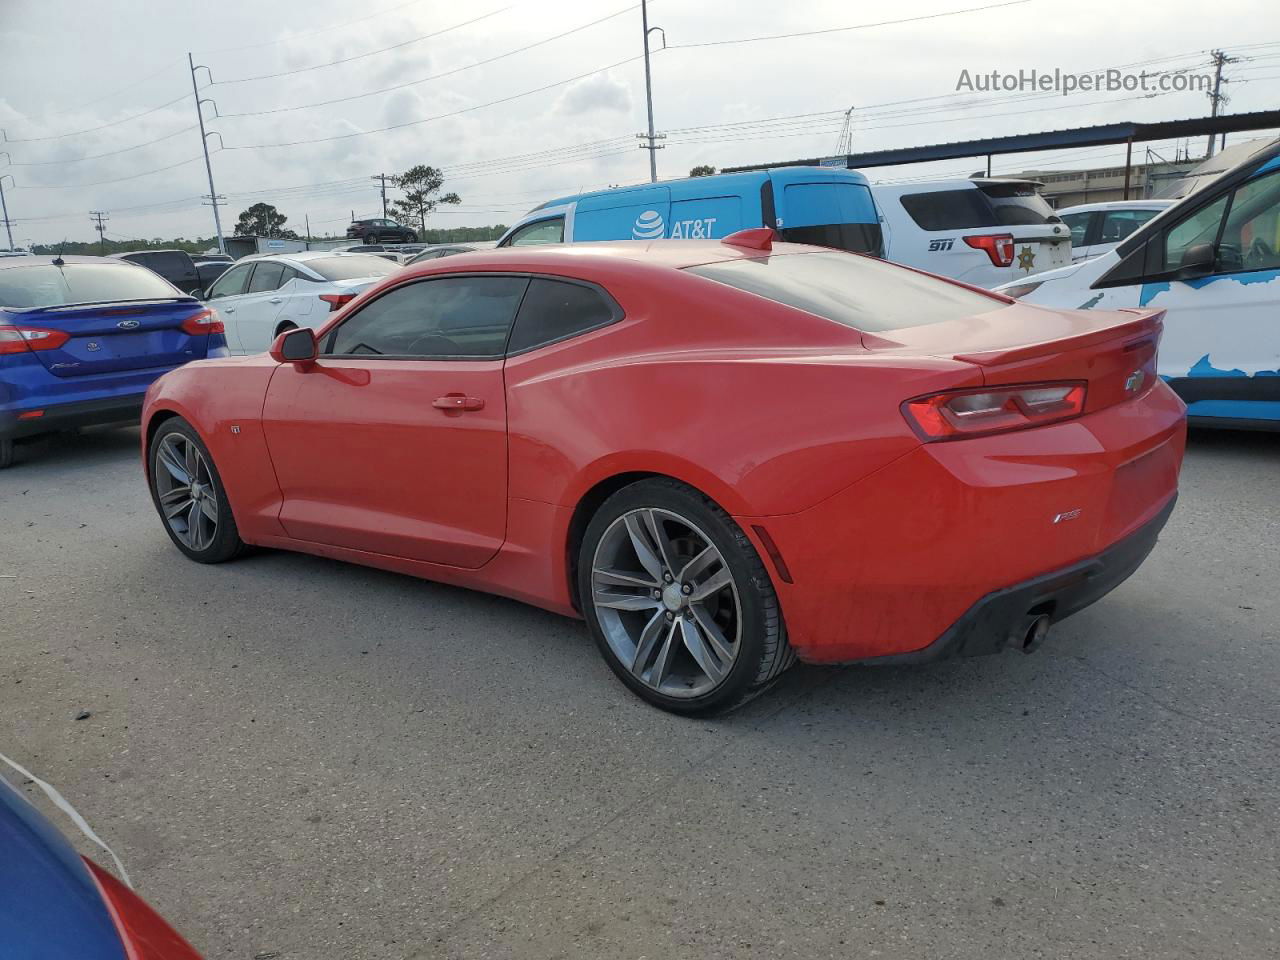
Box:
[689,164,717,177]
[234,202,297,239]
[391,165,460,236]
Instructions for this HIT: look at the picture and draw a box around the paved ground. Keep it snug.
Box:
[2,425,1277,960]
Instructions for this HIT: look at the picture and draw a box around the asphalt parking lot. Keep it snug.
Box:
[2,425,1277,960]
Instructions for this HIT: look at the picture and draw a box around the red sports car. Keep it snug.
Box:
[141,230,1185,714]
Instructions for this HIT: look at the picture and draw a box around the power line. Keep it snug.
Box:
[216,3,640,119]
[212,5,516,84]
[199,0,431,54]
[13,155,206,190]
[664,0,1034,51]
[2,92,192,143]
[3,125,199,165]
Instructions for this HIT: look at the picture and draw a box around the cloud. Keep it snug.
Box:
[554,71,632,116]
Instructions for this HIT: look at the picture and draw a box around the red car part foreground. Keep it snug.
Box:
[141,232,1185,713]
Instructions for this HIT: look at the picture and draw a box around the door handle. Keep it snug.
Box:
[269,297,283,304]
[433,394,484,412]
[224,306,236,313]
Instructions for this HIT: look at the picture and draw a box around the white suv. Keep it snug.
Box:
[872,179,1071,288]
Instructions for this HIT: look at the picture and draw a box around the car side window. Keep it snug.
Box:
[279,266,301,285]
[505,218,565,247]
[325,276,530,358]
[206,263,253,299]
[1163,194,1229,271]
[1100,209,1158,244]
[1061,212,1091,247]
[507,278,619,354]
[1218,170,1280,273]
[247,261,286,293]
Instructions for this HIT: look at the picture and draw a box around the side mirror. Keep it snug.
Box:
[1177,242,1216,278]
[270,327,317,365]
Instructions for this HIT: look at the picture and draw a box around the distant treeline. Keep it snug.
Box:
[31,225,509,256]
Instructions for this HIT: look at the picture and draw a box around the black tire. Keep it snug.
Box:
[275,320,298,339]
[0,438,13,470]
[148,417,246,564]
[363,233,379,244]
[578,478,793,715]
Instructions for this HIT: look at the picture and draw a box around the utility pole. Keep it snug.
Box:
[0,174,14,250]
[1205,49,1237,159]
[305,214,312,248]
[89,211,109,255]
[834,106,856,157]
[188,52,226,254]
[372,174,391,218]
[637,0,666,183]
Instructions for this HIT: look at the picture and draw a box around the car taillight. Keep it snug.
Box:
[83,858,204,960]
[179,308,224,335]
[0,324,71,355]
[963,233,1015,268]
[319,293,356,311]
[902,381,1087,441]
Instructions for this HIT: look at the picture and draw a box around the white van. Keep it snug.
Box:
[997,140,1280,429]
[871,179,1072,288]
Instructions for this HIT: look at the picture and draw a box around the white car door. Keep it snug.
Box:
[232,261,292,354]
[204,262,255,353]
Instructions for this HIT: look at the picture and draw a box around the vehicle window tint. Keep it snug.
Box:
[899,189,997,230]
[247,261,286,293]
[777,222,883,256]
[1218,170,1280,273]
[1099,209,1159,243]
[1061,212,1091,246]
[306,255,398,280]
[1164,193,1229,270]
[508,279,617,353]
[977,182,1059,226]
[0,263,182,309]
[506,218,564,246]
[326,276,529,358]
[206,263,253,299]
[686,250,1005,333]
[279,266,301,285]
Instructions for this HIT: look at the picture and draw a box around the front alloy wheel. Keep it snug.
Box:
[148,418,245,563]
[580,479,792,714]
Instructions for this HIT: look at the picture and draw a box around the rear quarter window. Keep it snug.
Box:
[686,250,1006,332]
[507,278,619,354]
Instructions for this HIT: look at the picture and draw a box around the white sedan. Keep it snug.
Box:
[204,252,398,355]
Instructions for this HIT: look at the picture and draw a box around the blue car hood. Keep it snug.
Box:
[0,775,124,960]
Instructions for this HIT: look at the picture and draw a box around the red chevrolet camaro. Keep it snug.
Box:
[141,230,1186,714]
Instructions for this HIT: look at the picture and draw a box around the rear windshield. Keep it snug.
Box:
[685,251,1005,332]
[899,184,1058,230]
[305,255,399,281]
[0,262,183,309]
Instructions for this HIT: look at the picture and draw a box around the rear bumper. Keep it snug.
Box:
[740,381,1187,663]
[0,394,143,440]
[851,494,1175,665]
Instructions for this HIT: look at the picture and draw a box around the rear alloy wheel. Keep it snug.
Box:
[149,418,245,563]
[579,479,792,715]
[364,233,378,244]
[0,438,13,470]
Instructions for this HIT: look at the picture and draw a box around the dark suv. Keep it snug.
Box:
[346,218,417,244]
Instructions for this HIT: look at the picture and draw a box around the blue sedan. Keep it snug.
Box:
[0,255,227,468]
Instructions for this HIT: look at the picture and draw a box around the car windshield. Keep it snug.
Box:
[0,262,184,309]
[305,255,399,280]
[685,250,1006,332]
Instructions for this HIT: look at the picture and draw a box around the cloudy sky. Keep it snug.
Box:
[1,0,1277,246]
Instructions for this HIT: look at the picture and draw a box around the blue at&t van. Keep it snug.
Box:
[495,167,883,256]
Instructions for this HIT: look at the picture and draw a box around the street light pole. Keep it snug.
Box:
[0,174,14,250]
[639,0,665,183]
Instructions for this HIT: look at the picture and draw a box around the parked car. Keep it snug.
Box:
[203,251,398,355]
[405,244,479,265]
[998,139,1280,429]
[1057,200,1176,261]
[346,218,417,244]
[496,166,883,256]
[190,252,233,265]
[1,762,203,959]
[112,250,230,296]
[871,178,1072,287]
[0,255,225,469]
[142,230,1184,714]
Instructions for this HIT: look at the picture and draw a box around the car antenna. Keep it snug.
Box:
[52,239,67,266]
